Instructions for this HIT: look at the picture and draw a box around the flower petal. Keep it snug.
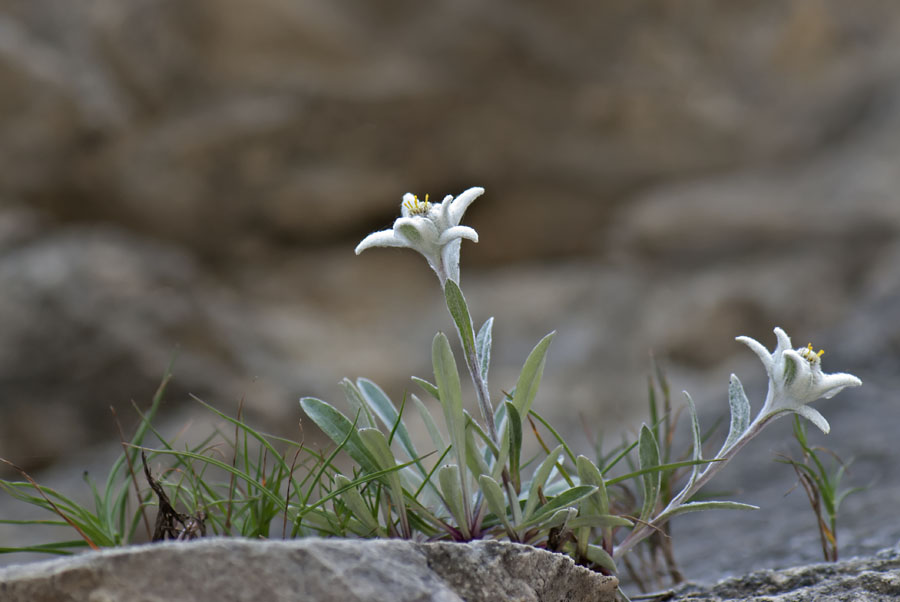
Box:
[447,187,484,225]
[794,405,831,434]
[355,230,406,254]
[773,327,792,356]
[817,372,863,399]
[781,350,805,387]
[438,225,479,246]
[442,238,462,284]
[736,335,775,374]
[394,217,441,247]
[400,193,417,218]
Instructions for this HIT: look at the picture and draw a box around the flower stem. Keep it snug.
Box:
[467,350,498,444]
[441,279,498,445]
[613,413,773,560]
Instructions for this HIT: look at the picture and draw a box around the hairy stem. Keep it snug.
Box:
[442,280,498,445]
[614,413,774,559]
[466,348,498,443]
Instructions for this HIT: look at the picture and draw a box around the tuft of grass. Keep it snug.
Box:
[777,416,864,562]
[0,368,174,553]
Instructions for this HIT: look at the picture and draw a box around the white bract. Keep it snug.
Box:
[355,187,484,285]
[737,327,862,433]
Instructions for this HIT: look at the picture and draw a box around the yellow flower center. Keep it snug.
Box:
[799,343,825,364]
[403,194,431,216]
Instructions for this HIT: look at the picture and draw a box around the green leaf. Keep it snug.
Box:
[505,402,523,492]
[478,474,513,532]
[683,391,703,491]
[663,500,758,519]
[519,485,597,528]
[357,378,418,462]
[294,456,423,525]
[464,417,491,480]
[358,428,398,474]
[638,424,661,522]
[492,413,511,482]
[511,332,555,418]
[465,410,500,460]
[584,544,617,573]
[358,428,409,536]
[576,455,609,515]
[540,507,577,530]
[410,394,446,451]
[432,332,470,527]
[432,333,467,477]
[412,376,440,400]
[300,397,379,474]
[476,317,494,384]
[334,474,382,536]
[722,374,751,453]
[523,444,564,521]
[444,279,476,358]
[339,378,375,429]
[438,465,470,538]
[567,514,633,529]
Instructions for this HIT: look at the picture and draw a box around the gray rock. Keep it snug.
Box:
[0,223,325,473]
[3,1,900,261]
[0,538,618,602]
[672,544,900,601]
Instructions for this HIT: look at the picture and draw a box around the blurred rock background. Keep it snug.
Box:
[1,0,899,582]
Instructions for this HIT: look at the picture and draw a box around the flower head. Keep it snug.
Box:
[736,327,862,433]
[355,187,483,285]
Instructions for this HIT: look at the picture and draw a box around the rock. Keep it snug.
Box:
[0,223,314,473]
[672,544,900,601]
[0,538,618,602]
[3,1,900,261]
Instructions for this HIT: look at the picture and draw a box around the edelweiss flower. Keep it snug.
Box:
[736,327,862,433]
[355,187,483,285]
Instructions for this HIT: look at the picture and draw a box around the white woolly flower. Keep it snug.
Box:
[736,327,862,434]
[355,187,483,285]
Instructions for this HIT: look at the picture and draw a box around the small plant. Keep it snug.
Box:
[1,187,863,597]
[778,415,864,562]
[302,187,863,573]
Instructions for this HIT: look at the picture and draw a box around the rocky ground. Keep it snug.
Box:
[1,0,899,591]
[674,544,900,601]
[0,539,619,602]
